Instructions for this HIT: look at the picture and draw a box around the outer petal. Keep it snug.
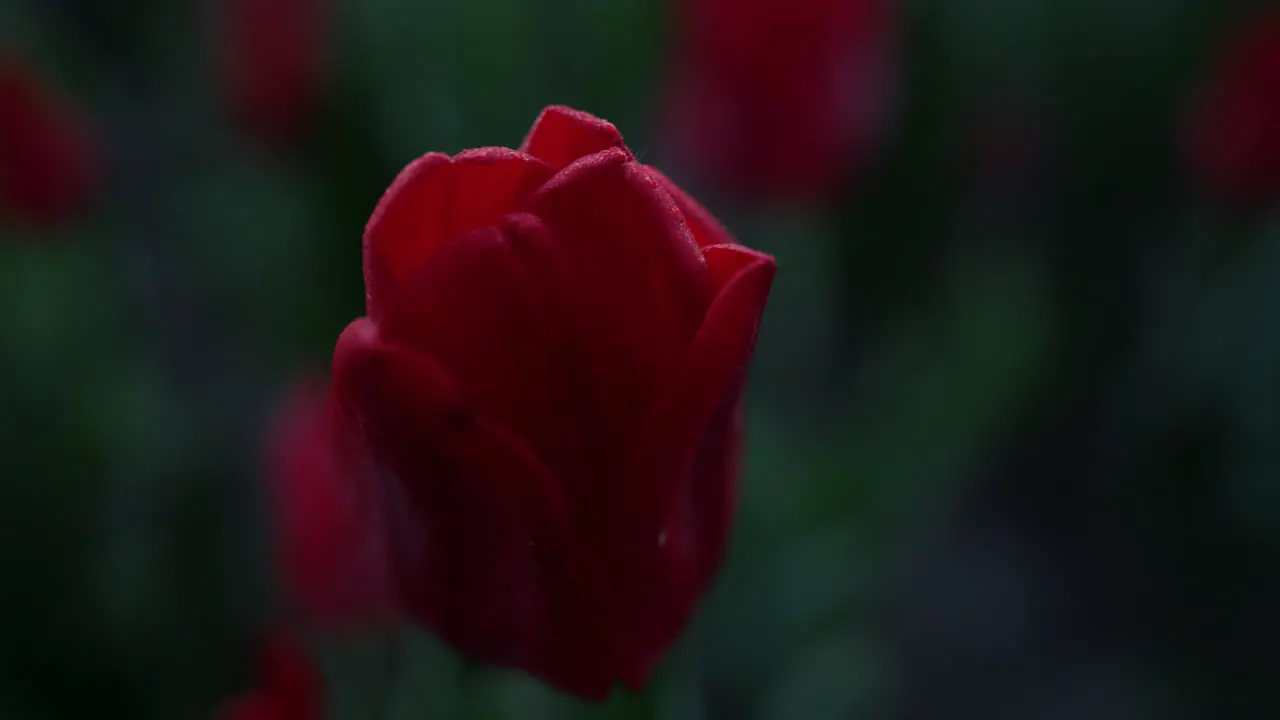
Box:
[604,244,775,688]
[450,148,556,236]
[493,213,601,520]
[331,319,574,672]
[527,150,712,468]
[376,225,560,458]
[631,244,773,537]
[362,148,553,320]
[520,105,632,171]
[644,167,737,249]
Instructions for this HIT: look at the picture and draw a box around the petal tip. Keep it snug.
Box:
[363,152,452,242]
[520,105,632,170]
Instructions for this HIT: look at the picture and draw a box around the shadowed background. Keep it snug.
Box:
[1,0,1277,717]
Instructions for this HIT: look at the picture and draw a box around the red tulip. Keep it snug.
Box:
[662,0,896,202]
[265,377,399,625]
[331,106,775,699]
[1185,9,1280,206]
[0,53,101,227]
[217,0,332,142]
[219,634,323,720]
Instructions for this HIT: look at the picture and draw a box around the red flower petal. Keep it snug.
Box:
[450,148,556,240]
[603,244,775,687]
[376,224,574,474]
[527,150,712,467]
[491,212,600,517]
[520,105,632,171]
[665,244,775,579]
[644,166,737,249]
[362,152,450,311]
[362,149,553,320]
[332,319,574,665]
[702,242,777,293]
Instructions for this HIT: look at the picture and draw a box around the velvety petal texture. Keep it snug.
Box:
[1185,9,1280,207]
[0,53,101,228]
[332,106,776,700]
[661,0,897,202]
[218,634,323,720]
[265,376,399,625]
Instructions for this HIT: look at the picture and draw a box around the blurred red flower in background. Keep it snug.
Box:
[0,53,101,228]
[265,376,399,625]
[218,634,323,720]
[217,0,332,142]
[332,106,775,699]
[1185,9,1280,206]
[662,0,897,203]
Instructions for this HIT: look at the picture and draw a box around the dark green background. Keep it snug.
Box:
[1,0,1277,717]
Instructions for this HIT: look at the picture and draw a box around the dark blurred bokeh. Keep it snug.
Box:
[1,0,1278,717]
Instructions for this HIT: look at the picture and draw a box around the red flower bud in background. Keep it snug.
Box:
[218,634,323,720]
[1185,9,1280,207]
[661,0,897,203]
[332,106,775,699]
[265,376,399,626]
[216,0,332,142]
[0,53,101,227]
